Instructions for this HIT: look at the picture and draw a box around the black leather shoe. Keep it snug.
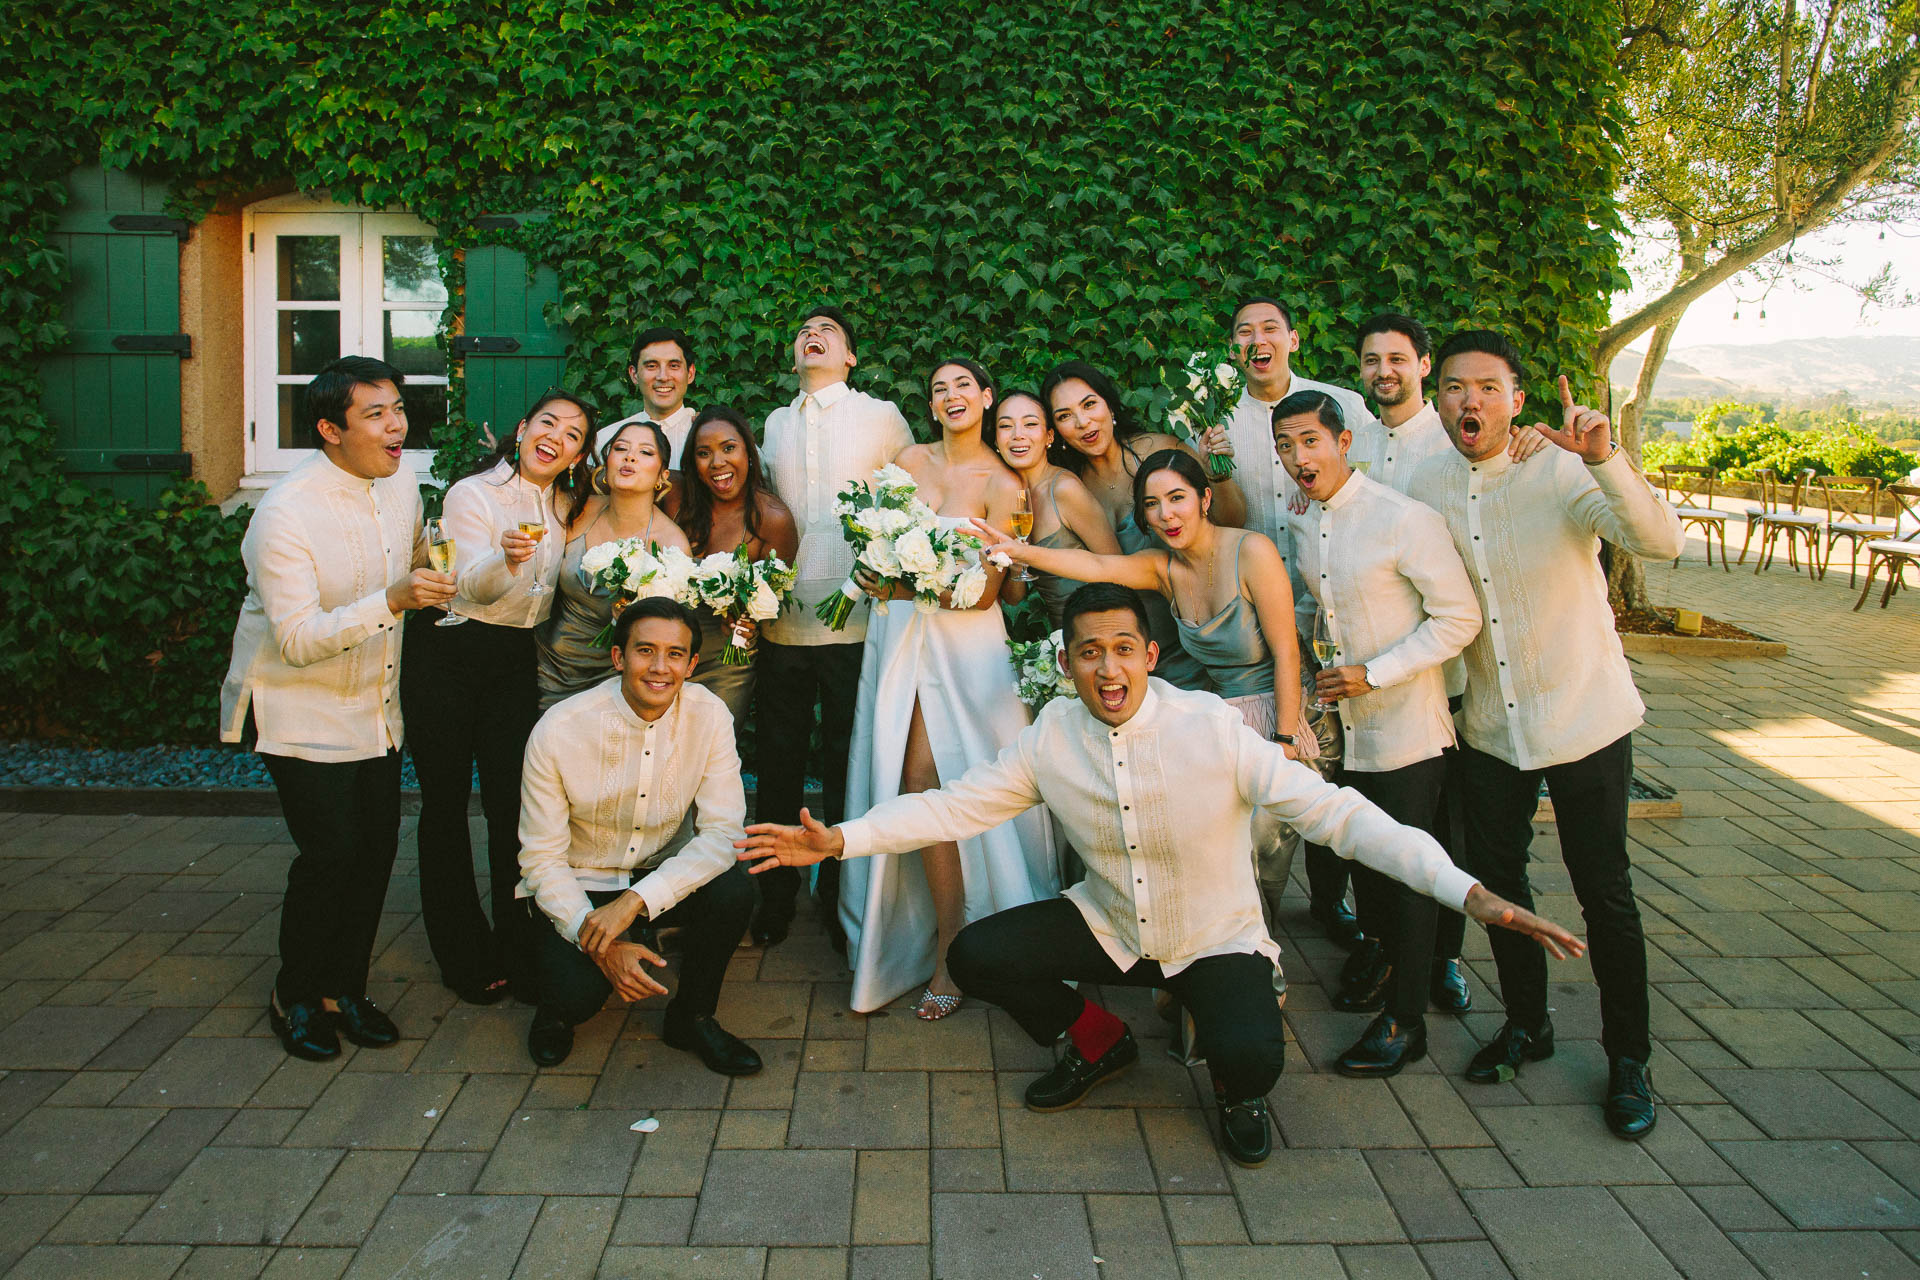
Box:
[662,1014,763,1076]
[1430,960,1472,1014]
[1024,1030,1139,1112]
[527,1009,573,1067]
[1216,1095,1274,1167]
[268,1000,340,1062]
[749,905,791,948]
[1337,1013,1428,1078]
[1333,944,1393,1014]
[1604,1056,1658,1140]
[1464,1019,1555,1084]
[329,995,399,1048]
[1311,899,1364,950]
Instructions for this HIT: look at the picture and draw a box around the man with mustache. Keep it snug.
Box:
[1408,329,1683,1139]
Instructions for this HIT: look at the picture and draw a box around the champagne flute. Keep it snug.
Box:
[1310,608,1338,710]
[1009,489,1036,584]
[518,499,550,597]
[426,517,466,627]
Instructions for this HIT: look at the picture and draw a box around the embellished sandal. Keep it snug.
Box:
[914,988,963,1021]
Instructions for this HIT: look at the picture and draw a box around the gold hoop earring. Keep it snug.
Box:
[592,465,609,493]
[654,475,672,497]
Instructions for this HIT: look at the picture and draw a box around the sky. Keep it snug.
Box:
[1613,220,1920,350]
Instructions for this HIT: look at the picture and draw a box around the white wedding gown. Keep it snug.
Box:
[840,521,1058,1013]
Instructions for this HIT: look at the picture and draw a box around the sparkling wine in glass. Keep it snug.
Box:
[1009,489,1036,583]
[427,517,466,627]
[519,508,550,597]
[1311,609,1337,709]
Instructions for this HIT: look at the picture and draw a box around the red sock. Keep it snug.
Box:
[1067,999,1126,1061]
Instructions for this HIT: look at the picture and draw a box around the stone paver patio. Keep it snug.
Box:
[1,536,1917,1279]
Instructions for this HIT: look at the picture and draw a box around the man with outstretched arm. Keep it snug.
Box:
[738,582,1583,1168]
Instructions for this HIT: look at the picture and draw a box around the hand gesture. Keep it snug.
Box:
[851,565,907,601]
[1533,375,1613,463]
[1200,424,1234,461]
[1463,884,1587,960]
[1314,665,1372,701]
[387,568,457,614]
[591,939,670,1003]
[1507,425,1548,464]
[736,807,846,875]
[501,527,538,568]
[578,892,645,957]
[965,518,1029,565]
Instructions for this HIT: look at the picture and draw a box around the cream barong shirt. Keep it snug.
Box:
[1226,377,1382,556]
[1373,401,1451,497]
[219,452,421,762]
[597,404,697,464]
[1289,472,1481,772]
[1409,447,1685,771]
[443,460,565,628]
[516,680,746,945]
[759,381,914,646]
[839,680,1477,977]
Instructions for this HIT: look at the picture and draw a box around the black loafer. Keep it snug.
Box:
[1311,899,1365,950]
[1604,1056,1658,1140]
[1216,1095,1274,1167]
[749,905,791,948]
[1333,943,1393,1014]
[1430,960,1472,1014]
[330,995,399,1048]
[268,1000,340,1062]
[662,1014,763,1076]
[1024,1030,1138,1112]
[446,976,511,1007]
[1464,1019,1555,1084]
[527,1009,574,1067]
[1337,1013,1428,1078]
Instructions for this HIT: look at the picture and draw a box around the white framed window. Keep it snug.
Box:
[244,199,450,476]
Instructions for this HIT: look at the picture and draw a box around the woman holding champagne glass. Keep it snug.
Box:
[672,405,799,721]
[536,419,691,708]
[985,390,1122,628]
[402,390,595,1006]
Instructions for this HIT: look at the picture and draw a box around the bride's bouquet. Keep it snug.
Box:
[684,547,798,665]
[580,539,696,646]
[1008,629,1075,710]
[815,464,990,629]
[1162,347,1242,479]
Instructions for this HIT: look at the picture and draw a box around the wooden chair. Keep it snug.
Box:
[1817,475,1891,585]
[1854,484,1920,610]
[1658,465,1730,571]
[1740,468,1822,576]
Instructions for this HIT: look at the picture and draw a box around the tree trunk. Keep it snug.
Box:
[1604,315,1679,610]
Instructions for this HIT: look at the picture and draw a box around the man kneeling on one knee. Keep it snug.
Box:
[740,583,1579,1167]
[517,597,761,1075]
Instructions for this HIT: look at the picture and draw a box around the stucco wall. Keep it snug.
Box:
[179,211,245,502]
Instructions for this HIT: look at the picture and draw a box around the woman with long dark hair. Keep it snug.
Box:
[840,358,1056,1020]
[537,419,692,709]
[985,389,1123,627]
[402,389,595,1005]
[672,405,798,721]
[1040,360,1245,689]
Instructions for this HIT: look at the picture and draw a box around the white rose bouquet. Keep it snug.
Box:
[816,465,990,629]
[1163,347,1243,479]
[684,546,798,665]
[1007,629,1075,710]
[581,539,696,646]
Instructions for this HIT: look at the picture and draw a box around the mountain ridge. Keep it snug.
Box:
[1609,335,1920,408]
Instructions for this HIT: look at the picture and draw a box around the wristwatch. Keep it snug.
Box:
[1361,665,1378,692]
[1586,439,1621,465]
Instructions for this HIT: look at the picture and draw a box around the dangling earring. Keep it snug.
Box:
[513,437,522,467]
[654,475,672,498]
[592,465,609,493]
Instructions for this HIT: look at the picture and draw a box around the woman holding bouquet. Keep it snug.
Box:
[1041,360,1244,690]
[841,359,1057,1019]
[673,406,799,721]
[986,390,1123,628]
[402,390,594,1006]
[536,420,691,709]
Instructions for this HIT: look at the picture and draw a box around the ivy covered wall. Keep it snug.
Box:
[0,0,1624,743]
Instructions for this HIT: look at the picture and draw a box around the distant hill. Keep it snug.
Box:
[1609,336,1920,409]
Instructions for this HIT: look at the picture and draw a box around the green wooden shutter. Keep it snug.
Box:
[457,218,569,437]
[40,166,192,507]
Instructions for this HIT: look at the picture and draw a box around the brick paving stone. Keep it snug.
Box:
[425,1073,529,1153]
[1085,1193,1180,1280]
[1417,1240,1517,1278]
[764,1246,848,1280]
[1479,1103,1671,1187]
[8,1243,193,1278]
[928,1071,999,1148]
[863,1005,992,1071]
[1614,1184,1765,1280]
[1690,1009,1868,1068]
[1270,1074,1423,1149]
[588,1031,731,1111]
[609,1195,698,1245]
[46,1192,153,1242]
[689,1149,854,1246]
[126,1146,340,1245]
[1715,1138,1920,1229]
[625,1108,719,1197]
[1165,1193,1250,1244]
[0,1194,81,1271]
[714,1107,789,1148]
[1137,1106,1230,1193]
[1467,1186,1681,1280]
[106,955,260,1008]
[999,1106,1155,1193]
[282,1149,414,1248]
[282,1071,461,1150]
[339,1195,541,1280]
[726,1040,802,1110]
[1339,1242,1434,1280]
[1365,1149,1481,1241]
[929,1193,1096,1280]
[852,1148,928,1245]
[176,1244,275,1278]
[214,1107,304,1148]
[0,1106,161,1193]
[787,1070,928,1149]
[930,1147,1002,1192]
[1177,1244,1346,1279]
[475,1109,644,1196]
[1731,1229,1920,1280]
[1702,1068,1900,1139]
[99,1108,237,1194]
[711,980,812,1040]
[1388,1073,1495,1148]
[0,1005,144,1069]
[1228,1149,1402,1244]
[119,1035,286,1109]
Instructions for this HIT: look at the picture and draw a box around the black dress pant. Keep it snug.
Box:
[948,898,1288,1099]
[1451,733,1650,1061]
[401,615,541,992]
[534,863,757,1025]
[752,638,863,919]
[261,749,402,1007]
[1341,755,1452,1023]
[1306,756,1467,963]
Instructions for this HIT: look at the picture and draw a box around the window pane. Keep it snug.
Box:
[276,236,340,301]
[383,235,447,303]
[277,310,340,375]
[385,310,445,376]
[402,383,447,451]
[278,383,322,450]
